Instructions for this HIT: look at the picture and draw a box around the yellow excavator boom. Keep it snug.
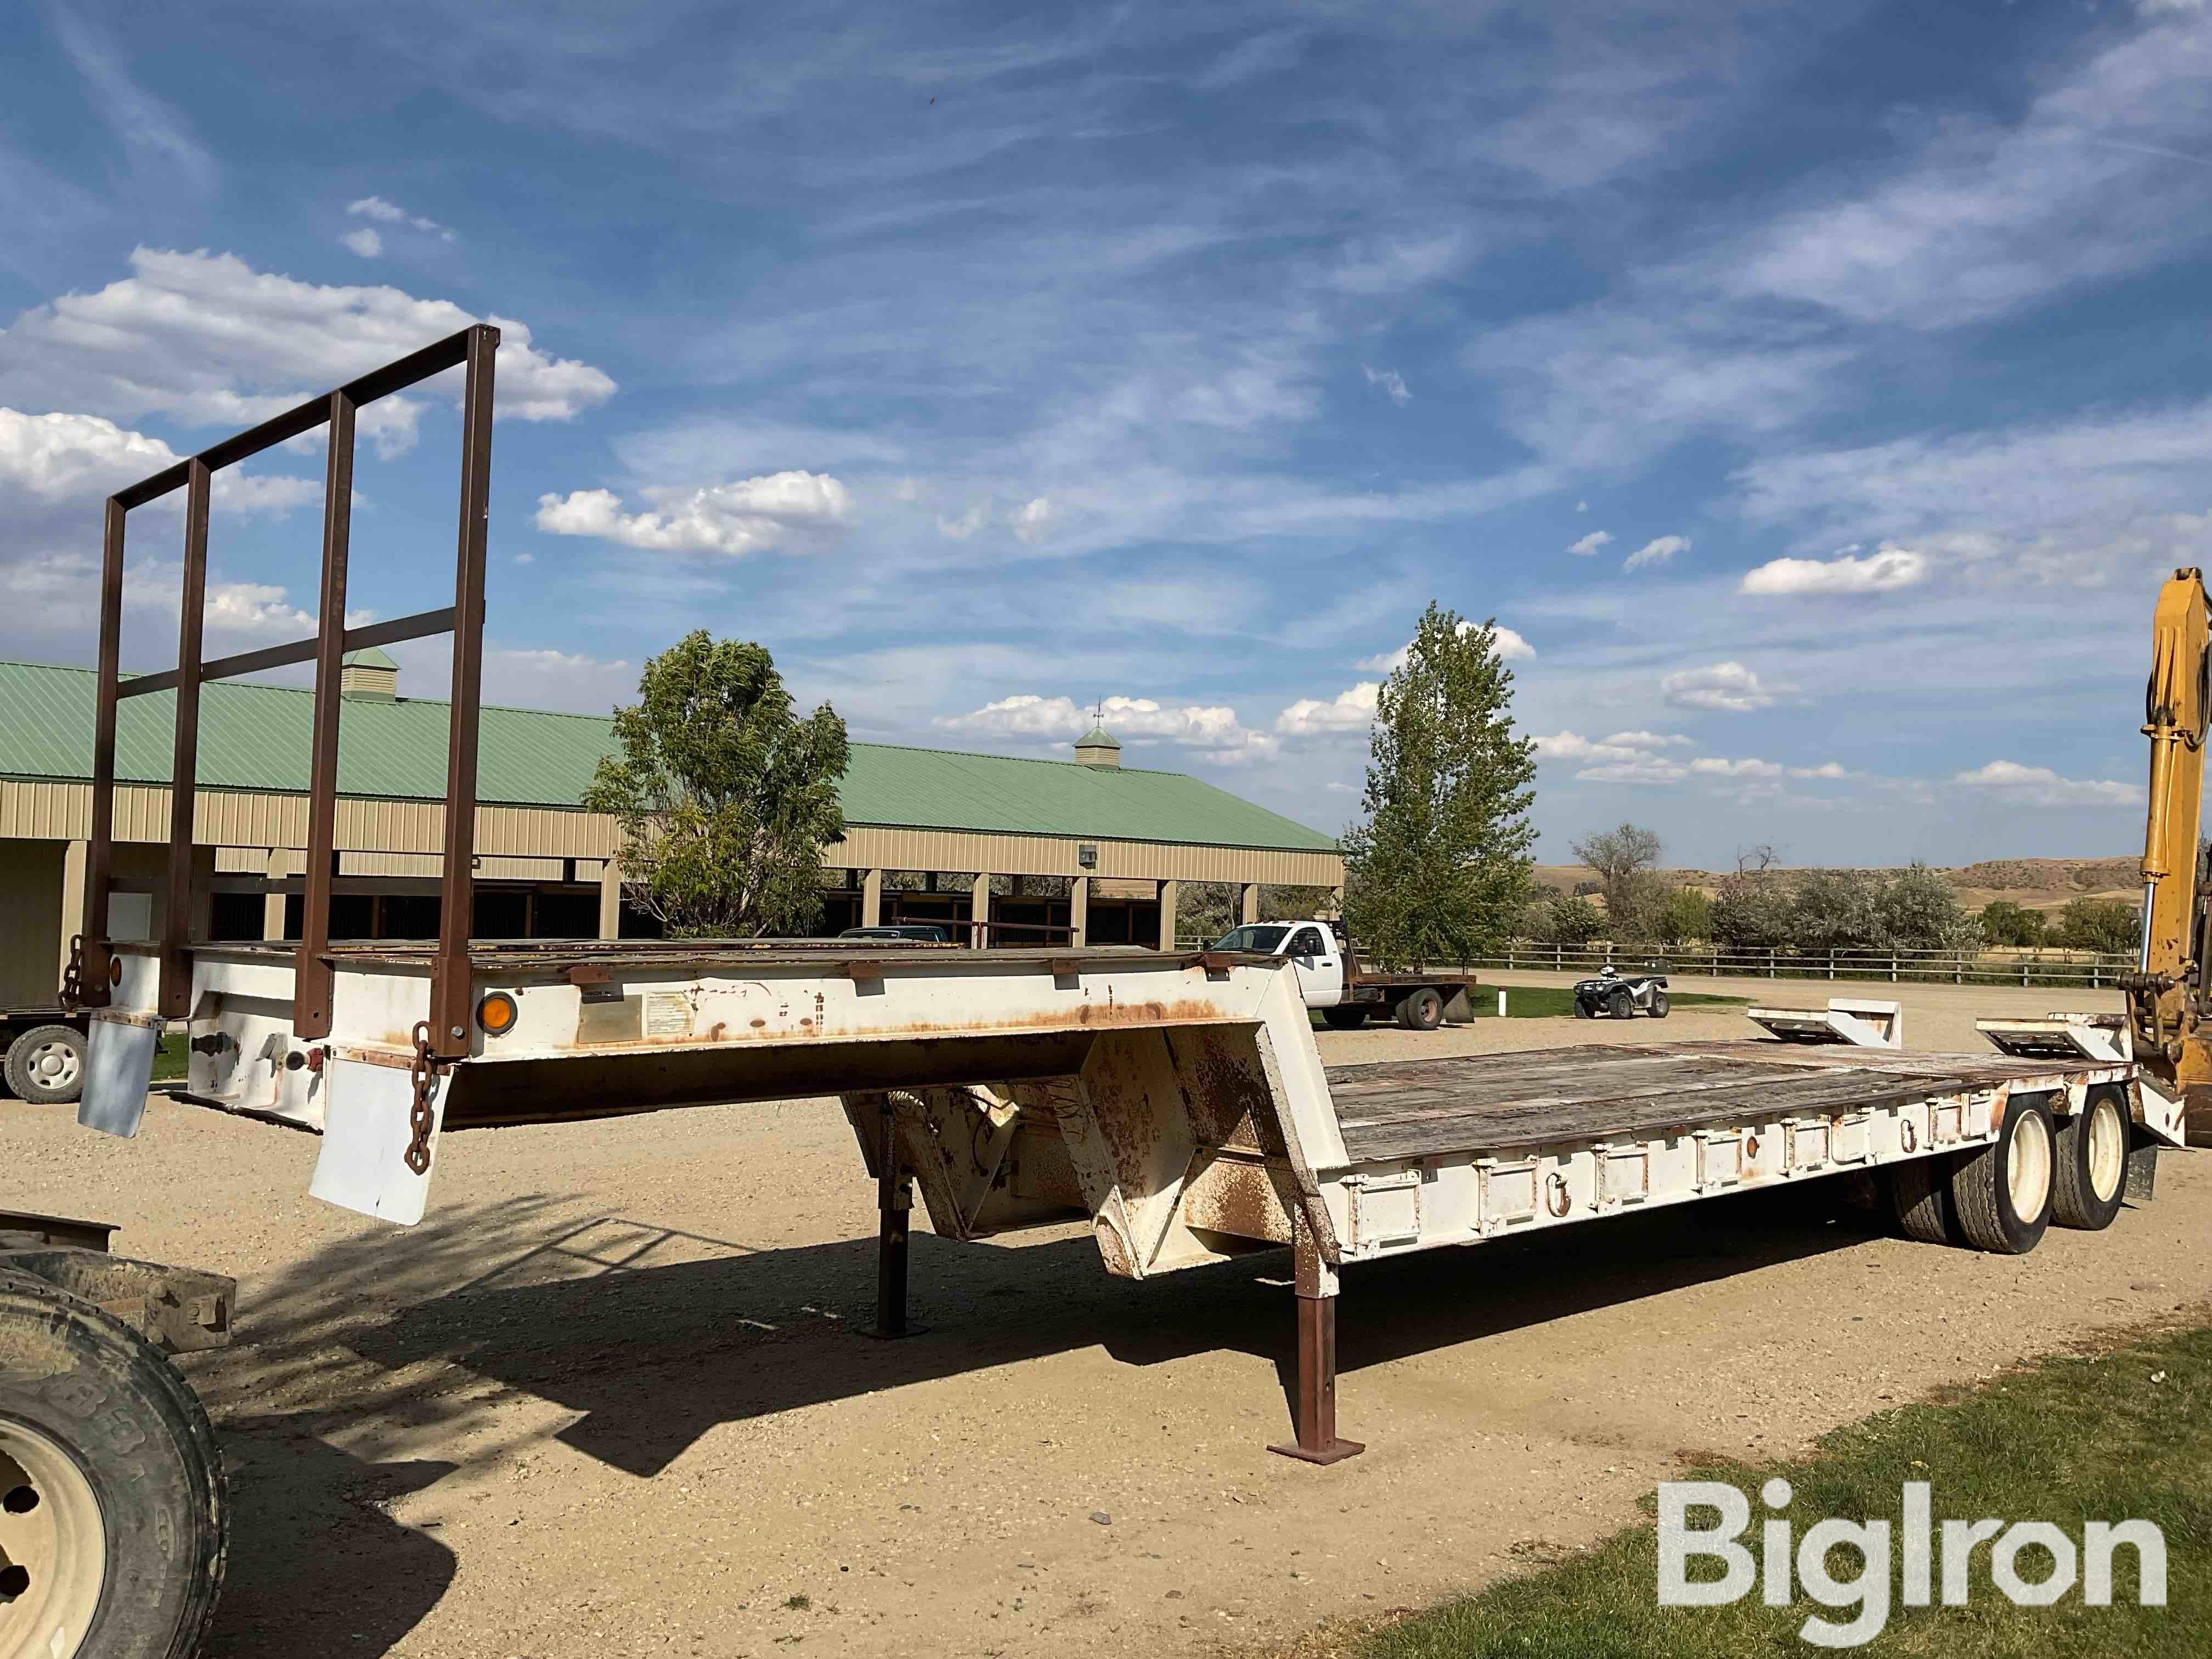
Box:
[2128,567,2212,1119]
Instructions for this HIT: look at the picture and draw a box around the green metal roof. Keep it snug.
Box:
[341,645,398,670]
[0,660,1337,853]
[1075,725,1121,749]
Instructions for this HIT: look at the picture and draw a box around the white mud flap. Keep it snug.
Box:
[308,1057,447,1225]
[77,1011,161,1137]
[2135,1077,2190,1149]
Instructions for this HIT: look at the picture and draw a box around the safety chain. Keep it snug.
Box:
[404,1020,442,1175]
[59,934,85,1008]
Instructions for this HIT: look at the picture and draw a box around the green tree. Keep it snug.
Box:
[1340,603,1538,967]
[1711,845,1795,950]
[1260,884,1339,922]
[1877,862,1980,951]
[1534,891,1606,945]
[1572,823,1668,943]
[585,631,849,937]
[1978,899,2046,947]
[1659,885,1712,946]
[2056,898,2140,955]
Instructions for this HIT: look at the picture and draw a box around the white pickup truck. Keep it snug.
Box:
[1209,920,1480,1030]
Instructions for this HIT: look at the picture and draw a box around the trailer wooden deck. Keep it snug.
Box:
[1328,1041,2096,1162]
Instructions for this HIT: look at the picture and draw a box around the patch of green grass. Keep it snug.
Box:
[1468,985,1748,1020]
[1354,1319,2211,1658]
[151,1030,188,1082]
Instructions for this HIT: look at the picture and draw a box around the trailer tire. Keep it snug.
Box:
[1649,990,1670,1019]
[0,1271,225,1659]
[4,1025,87,1106]
[1889,1154,1957,1245]
[1322,1007,1368,1030]
[1395,988,1444,1031]
[2052,1086,2128,1232]
[1949,1092,2056,1255]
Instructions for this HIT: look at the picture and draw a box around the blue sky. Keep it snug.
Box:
[4,1,2209,867]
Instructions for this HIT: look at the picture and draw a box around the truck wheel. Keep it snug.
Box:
[1949,1092,2055,1254]
[1395,988,1444,1031]
[0,1273,225,1659]
[2052,1086,2128,1231]
[1888,1154,1958,1244]
[1606,988,1633,1020]
[4,1026,87,1106]
[1649,990,1670,1019]
[1322,1006,1368,1030]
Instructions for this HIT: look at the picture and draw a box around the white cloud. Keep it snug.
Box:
[936,502,988,539]
[1741,544,1928,596]
[0,408,317,513]
[1624,533,1689,572]
[1691,756,1854,780]
[340,228,382,259]
[893,476,919,502]
[1363,365,1411,405]
[1532,730,1694,779]
[1276,681,1378,735]
[1661,661,1774,712]
[1012,496,1054,541]
[1356,621,1534,674]
[937,692,1275,756]
[534,471,849,556]
[348,195,456,241]
[1953,760,2143,807]
[1566,530,1612,556]
[0,249,614,454]
[200,582,315,637]
[1603,730,1691,749]
[48,13,215,196]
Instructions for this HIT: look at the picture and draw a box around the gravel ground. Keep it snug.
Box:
[6,974,2197,1659]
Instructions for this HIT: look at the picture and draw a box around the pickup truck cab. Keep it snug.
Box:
[1210,921,1477,1031]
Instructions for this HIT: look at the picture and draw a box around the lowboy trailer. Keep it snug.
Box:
[79,941,2185,1466]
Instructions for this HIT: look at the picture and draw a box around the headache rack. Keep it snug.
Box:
[71,326,500,1055]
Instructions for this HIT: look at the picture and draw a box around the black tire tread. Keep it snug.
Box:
[4,1023,87,1105]
[1891,1154,1954,1244]
[0,1270,226,1658]
[1951,1094,2054,1255]
[2052,1088,2128,1232]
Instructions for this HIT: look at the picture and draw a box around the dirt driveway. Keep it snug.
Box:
[6,979,2201,1658]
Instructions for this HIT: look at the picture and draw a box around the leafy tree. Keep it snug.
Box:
[1877,862,1980,951]
[1711,847,1795,951]
[1533,892,1606,945]
[1978,899,2046,947]
[1658,885,1712,946]
[1790,870,1885,952]
[1261,884,1339,922]
[585,631,849,937]
[1340,603,1538,967]
[1572,823,1668,943]
[2056,898,2140,955]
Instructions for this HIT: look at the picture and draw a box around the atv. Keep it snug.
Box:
[1572,963,1670,1019]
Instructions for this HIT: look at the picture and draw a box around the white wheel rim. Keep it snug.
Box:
[0,1416,106,1659]
[2086,1097,2126,1204]
[25,1042,80,1092]
[2008,1109,2053,1221]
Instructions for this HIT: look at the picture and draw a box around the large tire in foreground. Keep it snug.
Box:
[0,1272,225,1659]
[1950,1092,2056,1255]
[2053,1085,2129,1232]
[1395,988,1444,1031]
[4,1026,87,1106]
[1889,1153,1957,1245]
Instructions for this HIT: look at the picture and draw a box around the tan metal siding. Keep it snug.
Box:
[1,783,1343,888]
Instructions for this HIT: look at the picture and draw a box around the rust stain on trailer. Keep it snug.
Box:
[553,996,1239,1051]
[1181,1154,1291,1242]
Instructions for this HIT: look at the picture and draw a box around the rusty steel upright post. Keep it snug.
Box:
[77,498,127,1008]
[292,391,356,1039]
[159,459,212,1020]
[865,1104,918,1339]
[1267,1218,1363,1464]
[428,324,498,1054]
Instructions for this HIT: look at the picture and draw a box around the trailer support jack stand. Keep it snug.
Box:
[863,1109,924,1340]
[1268,1292,1364,1464]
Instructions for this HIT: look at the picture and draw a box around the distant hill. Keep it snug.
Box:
[1534,856,2138,916]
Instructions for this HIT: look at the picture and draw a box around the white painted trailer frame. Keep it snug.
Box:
[79,940,2181,1461]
